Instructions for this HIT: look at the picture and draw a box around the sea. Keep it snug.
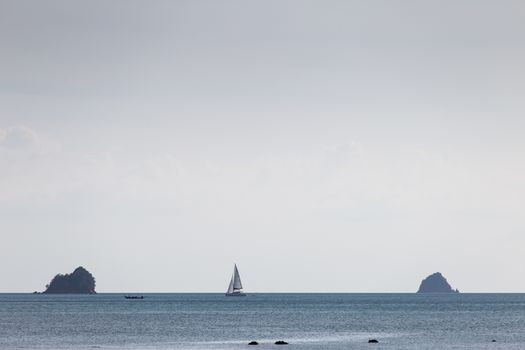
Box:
[1,293,524,350]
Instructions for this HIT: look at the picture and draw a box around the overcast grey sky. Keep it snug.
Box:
[1,0,524,292]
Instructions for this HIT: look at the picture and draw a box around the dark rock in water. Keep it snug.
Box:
[274,340,288,345]
[492,339,497,342]
[417,272,459,293]
[248,341,259,345]
[368,339,379,343]
[43,266,96,294]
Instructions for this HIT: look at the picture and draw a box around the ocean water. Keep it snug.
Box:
[1,293,524,350]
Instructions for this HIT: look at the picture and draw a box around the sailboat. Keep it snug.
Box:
[225,264,246,296]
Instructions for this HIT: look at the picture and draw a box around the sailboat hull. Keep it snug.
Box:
[225,292,246,296]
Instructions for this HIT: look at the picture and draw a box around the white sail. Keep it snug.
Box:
[226,276,234,294]
[225,264,245,296]
[233,264,243,290]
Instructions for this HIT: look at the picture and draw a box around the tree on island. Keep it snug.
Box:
[43,266,96,294]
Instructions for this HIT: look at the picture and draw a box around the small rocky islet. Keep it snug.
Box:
[42,266,96,294]
[417,272,459,293]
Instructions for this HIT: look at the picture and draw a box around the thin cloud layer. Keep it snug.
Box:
[0,126,40,151]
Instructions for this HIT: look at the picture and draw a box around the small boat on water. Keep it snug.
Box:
[124,295,144,299]
[225,264,246,296]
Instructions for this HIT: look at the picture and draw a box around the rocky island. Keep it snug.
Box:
[417,272,459,293]
[43,266,96,294]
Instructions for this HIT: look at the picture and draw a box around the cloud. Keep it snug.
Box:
[0,126,40,151]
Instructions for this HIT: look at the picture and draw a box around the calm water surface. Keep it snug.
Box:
[1,293,524,349]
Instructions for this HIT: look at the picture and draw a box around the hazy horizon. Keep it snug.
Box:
[1,0,524,293]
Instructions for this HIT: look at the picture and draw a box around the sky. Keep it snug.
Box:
[1,0,524,292]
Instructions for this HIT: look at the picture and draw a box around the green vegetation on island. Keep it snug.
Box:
[43,266,96,294]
